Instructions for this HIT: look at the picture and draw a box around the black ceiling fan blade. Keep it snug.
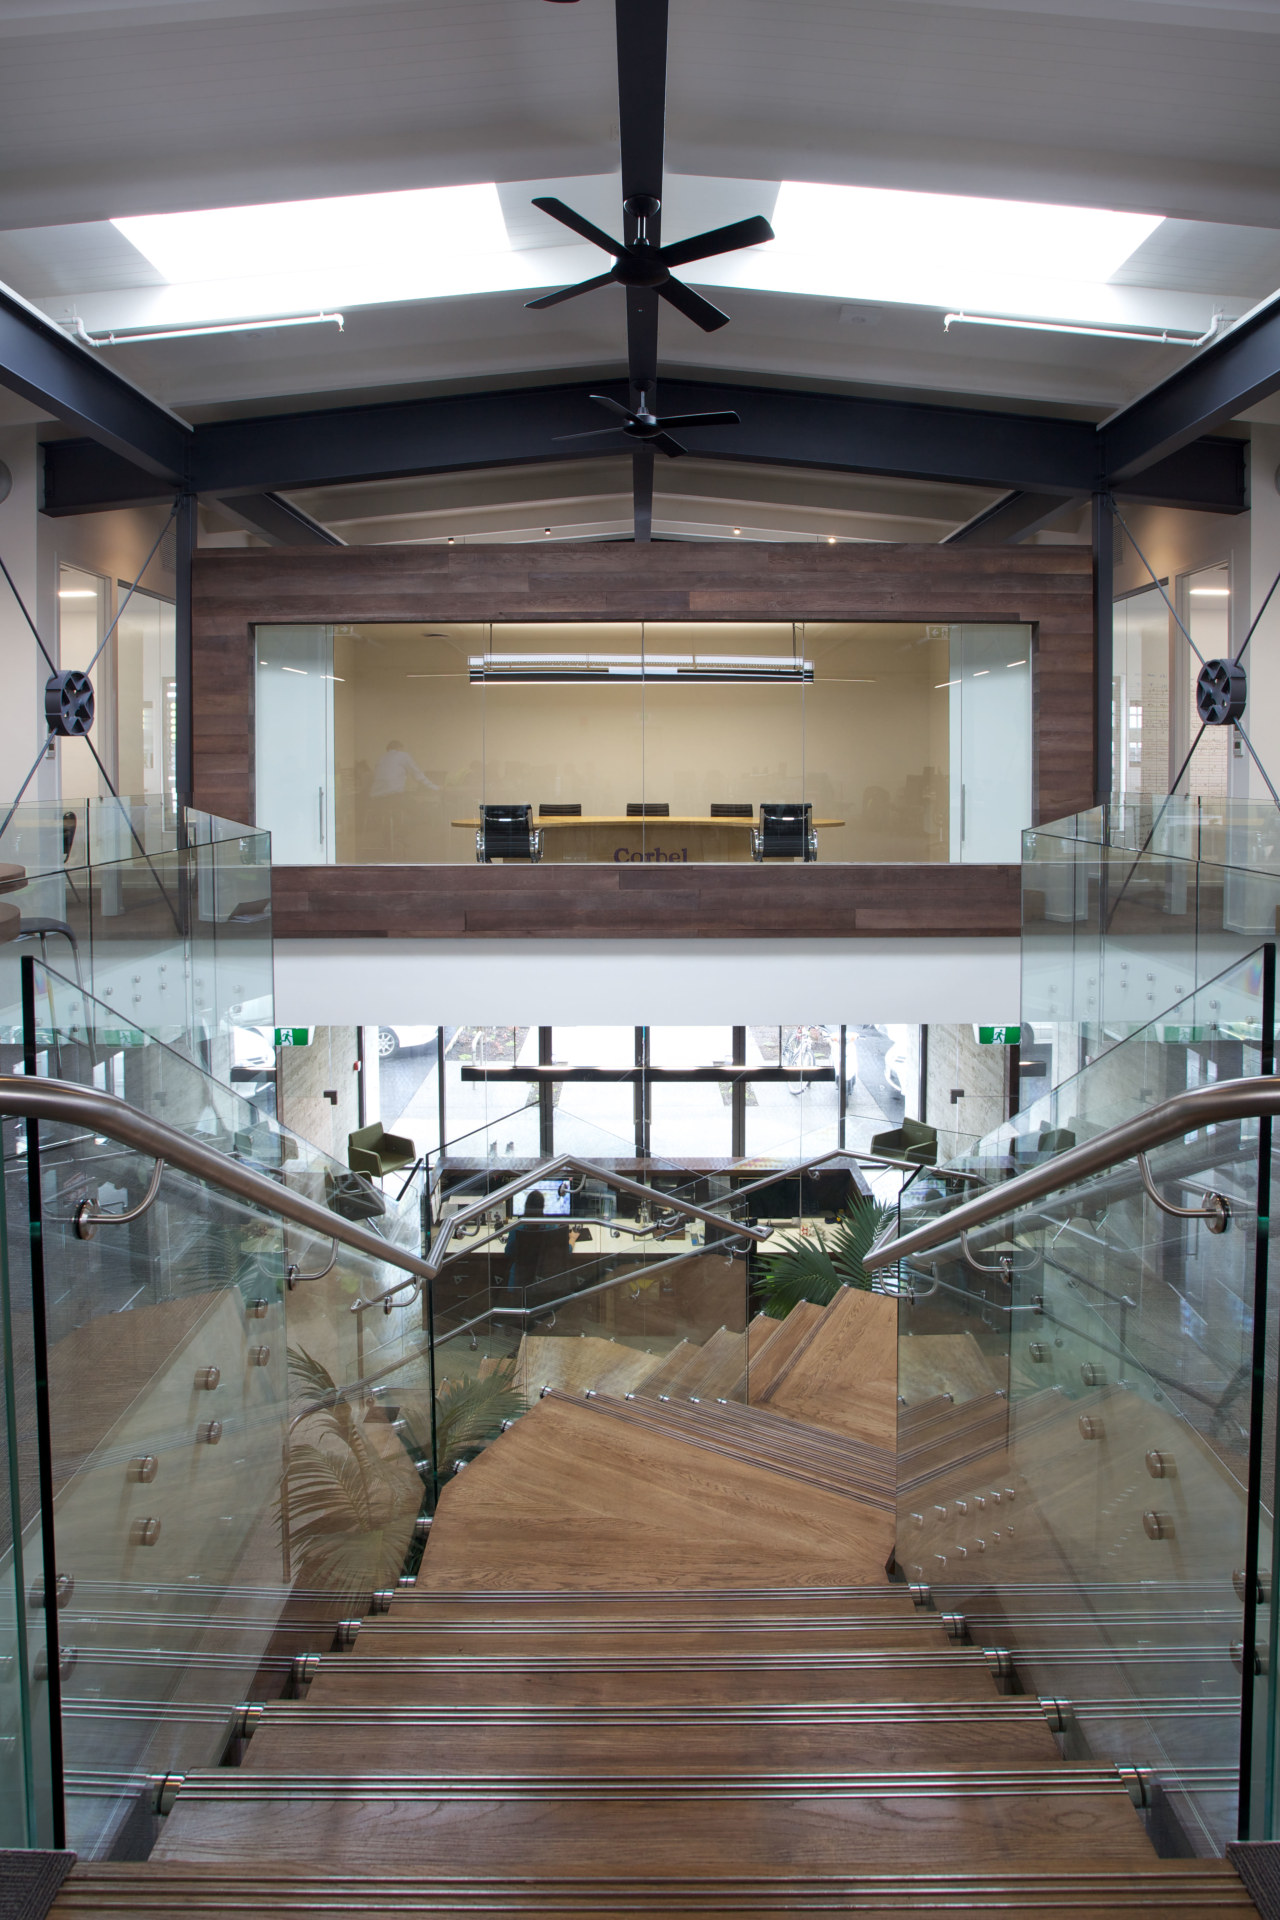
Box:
[553,427,628,443]
[652,432,686,459]
[525,272,618,311]
[658,277,731,332]
[659,215,775,269]
[632,443,655,543]
[653,410,741,431]
[588,394,637,421]
[530,196,624,257]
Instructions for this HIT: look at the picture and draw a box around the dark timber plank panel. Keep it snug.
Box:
[269,861,1021,940]
[192,541,1088,937]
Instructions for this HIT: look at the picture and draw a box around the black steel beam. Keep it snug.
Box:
[0,285,189,481]
[40,377,1248,518]
[944,491,1082,546]
[1102,293,1280,480]
[193,378,1102,497]
[40,438,176,515]
[213,492,344,547]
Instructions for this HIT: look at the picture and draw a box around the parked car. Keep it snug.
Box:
[376,1025,436,1059]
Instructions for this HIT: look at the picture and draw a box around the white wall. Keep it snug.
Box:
[273,935,1021,1028]
[0,425,49,808]
[1247,424,1280,804]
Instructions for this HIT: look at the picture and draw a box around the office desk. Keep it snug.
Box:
[452,815,843,862]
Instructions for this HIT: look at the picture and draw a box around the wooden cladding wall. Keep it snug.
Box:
[192,540,1089,939]
[272,860,1022,940]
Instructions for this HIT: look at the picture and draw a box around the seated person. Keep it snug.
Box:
[504,1187,583,1289]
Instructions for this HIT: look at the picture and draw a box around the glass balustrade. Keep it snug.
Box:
[1024,793,1280,1065]
[0,957,431,1859]
[0,800,272,1086]
[891,943,1277,1854]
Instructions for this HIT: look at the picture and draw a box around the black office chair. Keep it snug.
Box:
[539,803,582,816]
[476,805,542,863]
[710,802,753,819]
[751,803,817,862]
[626,802,669,817]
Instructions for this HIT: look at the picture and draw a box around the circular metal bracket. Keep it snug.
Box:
[44,669,94,738]
[1196,656,1247,726]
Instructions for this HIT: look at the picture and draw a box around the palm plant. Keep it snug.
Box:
[755,1195,896,1319]
[422,1365,526,1472]
[283,1348,526,1592]
[284,1347,418,1591]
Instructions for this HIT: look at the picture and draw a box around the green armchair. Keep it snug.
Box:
[869,1117,939,1167]
[347,1122,418,1179]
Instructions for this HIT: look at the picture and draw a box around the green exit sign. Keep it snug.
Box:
[977,1024,1022,1045]
[274,1027,312,1047]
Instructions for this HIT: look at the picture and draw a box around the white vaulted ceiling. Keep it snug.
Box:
[2,0,1279,536]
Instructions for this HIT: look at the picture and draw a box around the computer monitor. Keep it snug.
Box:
[513,1179,573,1217]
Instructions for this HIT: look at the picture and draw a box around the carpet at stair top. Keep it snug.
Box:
[1229,1842,1280,1918]
[0,1852,75,1920]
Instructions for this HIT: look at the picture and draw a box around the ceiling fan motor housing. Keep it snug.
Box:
[1195,657,1247,726]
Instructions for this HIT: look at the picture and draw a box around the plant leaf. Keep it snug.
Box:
[755,1196,896,1318]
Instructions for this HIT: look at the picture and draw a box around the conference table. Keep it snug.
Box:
[452,814,843,862]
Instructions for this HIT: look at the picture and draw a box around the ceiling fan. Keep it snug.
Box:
[554,390,740,458]
[527,194,773,333]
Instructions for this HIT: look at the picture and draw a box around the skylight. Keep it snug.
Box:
[771,184,1162,286]
[708,182,1166,320]
[72,174,1182,339]
[115,184,509,282]
[112,184,514,308]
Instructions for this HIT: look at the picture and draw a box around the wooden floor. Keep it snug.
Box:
[52,1286,1258,1919]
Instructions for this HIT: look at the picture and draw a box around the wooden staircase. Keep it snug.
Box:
[51,1286,1259,1919]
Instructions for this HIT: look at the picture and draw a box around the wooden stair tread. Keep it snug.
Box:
[557,1391,894,1506]
[385,1588,933,1621]
[898,1332,1003,1407]
[417,1395,896,1592]
[747,1311,783,1358]
[517,1334,664,1399]
[633,1340,696,1394]
[54,1860,1258,1919]
[759,1287,898,1450]
[302,1648,1006,1707]
[244,1699,1063,1772]
[151,1768,1159,1873]
[638,1326,741,1400]
[746,1300,826,1402]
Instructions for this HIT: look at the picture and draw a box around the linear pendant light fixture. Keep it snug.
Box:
[469,652,813,684]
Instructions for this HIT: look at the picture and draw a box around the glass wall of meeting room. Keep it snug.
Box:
[352,1025,930,1183]
[254,620,1033,866]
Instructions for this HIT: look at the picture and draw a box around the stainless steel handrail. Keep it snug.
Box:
[0,1079,774,1311]
[864,1074,1280,1270]
[0,1074,435,1286]
[357,1152,778,1313]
